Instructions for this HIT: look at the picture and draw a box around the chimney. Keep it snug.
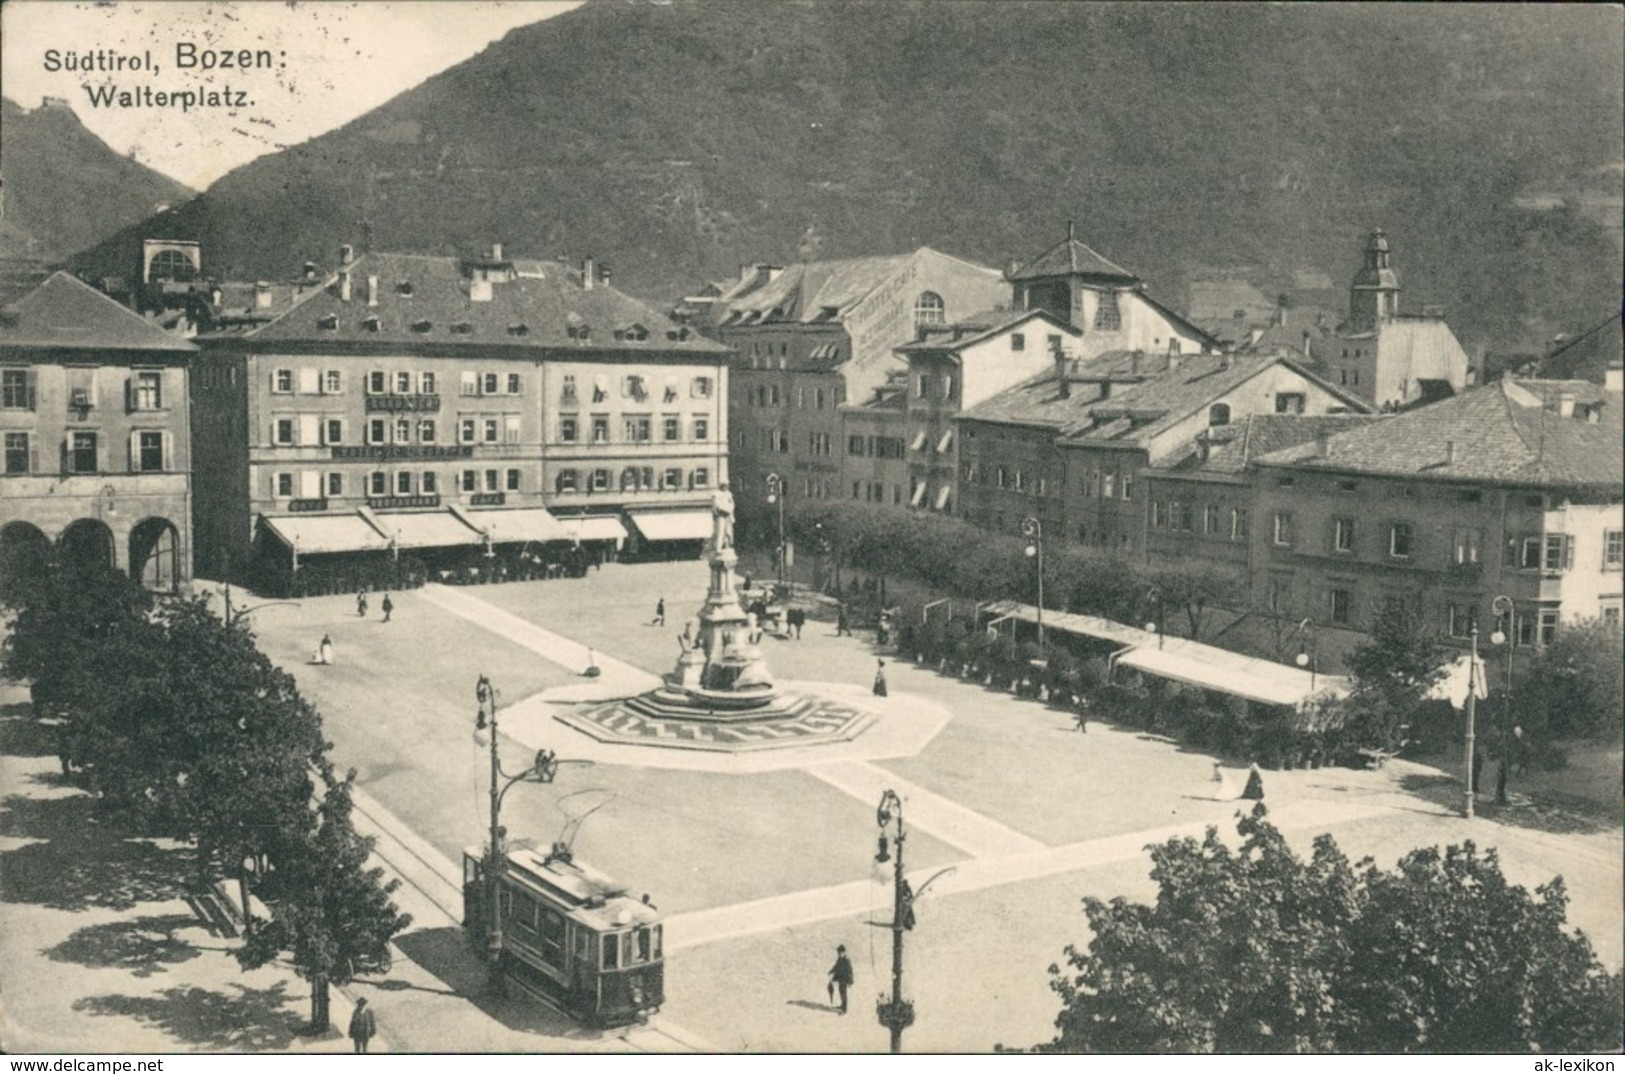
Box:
[1444,439,1456,465]
[490,242,503,261]
[1556,392,1575,418]
[582,256,595,290]
[1053,340,1070,400]
[254,281,272,309]
[302,261,318,282]
[1167,352,1182,374]
[338,270,352,303]
[1315,432,1331,458]
[1275,293,1289,327]
[1221,352,1234,372]
[339,244,354,267]
[364,275,378,307]
[1302,330,1313,360]
[1130,350,1144,376]
[599,263,611,287]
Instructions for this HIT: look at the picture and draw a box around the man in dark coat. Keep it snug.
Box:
[828,945,854,1014]
[348,996,377,1054]
[1241,762,1265,800]
[873,659,889,697]
[381,593,394,622]
[836,603,851,636]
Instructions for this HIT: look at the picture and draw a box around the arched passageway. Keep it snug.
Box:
[129,516,181,593]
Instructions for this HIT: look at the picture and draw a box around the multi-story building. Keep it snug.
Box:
[0,272,195,591]
[716,247,1008,515]
[1308,229,1470,410]
[191,246,729,583]
[893,308,1079,514]
[838,374,909,509]
[1249,378,1624,648]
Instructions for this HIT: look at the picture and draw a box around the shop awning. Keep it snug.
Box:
[1116,646,1344,708]
[471,508,568,544]
[560,516,627,544]
[627,509,713,542]
[261,514,390,555]
[374,511,482,550]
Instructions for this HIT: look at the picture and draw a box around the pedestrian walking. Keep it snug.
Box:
[380,593,394,623]
[319,634,335,666]
[788,607,805,639]
[652,597,666,626]
[1240,762,1265,800]
[827,945,854,1014]
[348,996,377,1054]
[1511,724,1530,777]
[836,603,850,636]
[876,614,891,647]
[1210,761,1231,799]
[356,590,368,618]
[872,658,888,697]
[1074,696,1090,733]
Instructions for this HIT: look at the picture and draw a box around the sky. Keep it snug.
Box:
[1,1,582,191]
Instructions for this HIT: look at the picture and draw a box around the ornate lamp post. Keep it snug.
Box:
[766,472,787,590]
[1144,586,1165,650]
[1489,595,1515,805]
[873,789,913,1054]
[1021,516,1044,649]
[1294,618,1318,692]
[474,674,562,994]
[1462,623,1487,819]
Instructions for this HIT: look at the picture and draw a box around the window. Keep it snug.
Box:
[1274,392,1306,415]
[561,374,577,402]
[368,419,388,445]
[396,471,413,495]
[692,416,709,441]
[1010,333,1025,352]
[623,375,647,400]
[590,469,610,492]
[370,471,388,496]
[460,470,478,493]
[692,467,710,489]
[276,472,294,497]
[1094,290,1121,330]
[624,416,651,443]
[1121,473,1132,501]
[1389,523,1413,559]
[691,376,713,399]
[1448,603,1478,639]
[560,416,579,443]
[507,373,521,395]
[1204,505,1221,535]
[1543,534,1574,572]
[663,415,681,441]
[1452,528,1481,565]
[1151,501,1165,528]
[275,419,296,446]
[1605,530,1623,570]
[504,415,521,443]
[1230,507,1250,541]
[459,418,476,444]
[274,369,294,394]
[1102,473,1115,499]
[132,371,163,410]
[1013,470,1027,492]
[419,420,437,444]
[421,472,437,495]
[1333,517,1356,553]
[368,371,386,395]
[556,470,578,494]
[324,419,344,445]
[395,371,412,394]
[1329,587,1352,625]
[482,373,500,396]
[1537,609,1559,646]
[482,418,499,444]
[914,291,946,328]
[591,415,609,444]
[461,371,478,397]
[136,431,164,472]
[394,418,412,443]
[506,469,521,492]
[663,468,682,490]
[1,370,33,410]
[419,371,436,395]
[1208,403,1231,427]
[4,432,30,473]
[1273,512,1294,547]
[1176,502,1195,531]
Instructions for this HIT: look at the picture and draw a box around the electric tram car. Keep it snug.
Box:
[463,843,664,1026]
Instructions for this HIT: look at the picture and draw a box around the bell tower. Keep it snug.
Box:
[1347,228,1400,330]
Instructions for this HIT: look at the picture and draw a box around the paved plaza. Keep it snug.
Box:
[3,558,1621,1053]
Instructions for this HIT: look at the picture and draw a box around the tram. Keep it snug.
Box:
[463,842,664,1026]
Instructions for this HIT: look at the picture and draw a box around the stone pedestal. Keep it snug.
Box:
[660,537,776,708]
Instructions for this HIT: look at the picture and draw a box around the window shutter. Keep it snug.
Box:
[26,371,37,410]
[129,431,140,472]
[1564,535,1575,570]
[300,471,321,498]
[162,431,173,471]
[60,436,69,475]
[299,414,320,446]
[125,377,135,413]
[298,368,319,394]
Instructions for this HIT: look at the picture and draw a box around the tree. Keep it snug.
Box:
[1045,808,1622,1053]
[238,765,411,1032]
[1506,618,1623,742]
[1138,561,1244,641]
[1344,600,1449,750]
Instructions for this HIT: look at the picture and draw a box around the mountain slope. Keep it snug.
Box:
[0,97,196,263]
[69,1,1623,348]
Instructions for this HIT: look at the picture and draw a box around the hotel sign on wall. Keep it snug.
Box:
[332,445,474,460]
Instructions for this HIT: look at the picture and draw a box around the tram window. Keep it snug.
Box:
[636,928,652,963]
[602,934,619,970]
[539,909,566,965]
[573,927,590,965]
[652,925,663,960]
[506,891,539,938]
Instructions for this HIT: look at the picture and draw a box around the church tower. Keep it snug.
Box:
[1347,228,1400,330]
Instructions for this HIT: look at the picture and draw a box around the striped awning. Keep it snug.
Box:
[261,514,390,555]
[373,511,482,550]
[470,508,568,544]
[560,515,627,544]
[627,509,713,542]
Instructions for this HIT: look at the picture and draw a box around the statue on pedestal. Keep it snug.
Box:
[710,484,736,552]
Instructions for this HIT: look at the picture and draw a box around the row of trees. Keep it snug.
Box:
[1042,807,1623,1053]
[2,566,410,1031]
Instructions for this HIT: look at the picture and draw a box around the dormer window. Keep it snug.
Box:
[450,322,473,335]
[317,314,339,330]
[508,323,530,336]
[396,281,414,296]
[361,316,380,332]
[411,320,433,333]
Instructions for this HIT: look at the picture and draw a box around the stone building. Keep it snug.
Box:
[0,272,195,591]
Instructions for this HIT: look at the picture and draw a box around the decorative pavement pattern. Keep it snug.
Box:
[557,692,877,752]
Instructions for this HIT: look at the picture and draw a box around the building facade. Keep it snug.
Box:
[192,248,729,584]
[0,272,195,591]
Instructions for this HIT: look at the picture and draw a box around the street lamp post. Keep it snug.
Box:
[475,674,562,995]
[874,789,914,1054]
[1489,595,1515,805]
[1144,587,1165,650]
[1022,517,1044,649]
[1294,618,1318,692]
[766,472,786,590]
[1462,624,1484,819]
